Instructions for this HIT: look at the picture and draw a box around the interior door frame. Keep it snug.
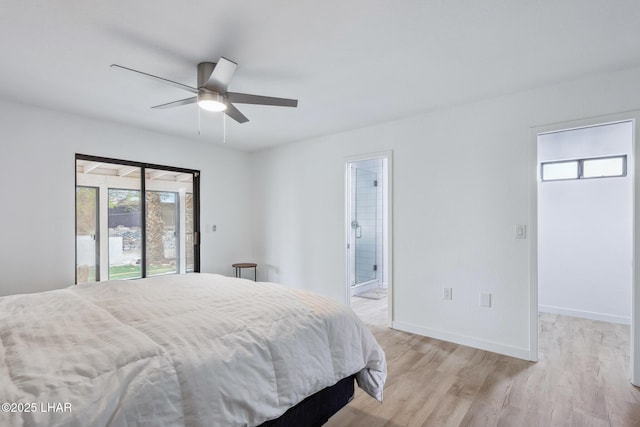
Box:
[529,112,639,385]
[344,150,393,327]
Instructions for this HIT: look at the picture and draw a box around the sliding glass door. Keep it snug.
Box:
[75,155,200,283]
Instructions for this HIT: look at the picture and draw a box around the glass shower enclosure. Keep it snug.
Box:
[349,163,379,287]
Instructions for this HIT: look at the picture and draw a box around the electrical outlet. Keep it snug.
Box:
[443,288,452,300]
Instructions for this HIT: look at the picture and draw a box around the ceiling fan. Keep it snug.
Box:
[111,57,298,124]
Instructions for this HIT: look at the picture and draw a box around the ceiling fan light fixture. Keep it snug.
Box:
[197,92,227,112]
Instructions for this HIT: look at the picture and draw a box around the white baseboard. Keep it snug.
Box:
[538,305,631,325]
[392,320,532,361]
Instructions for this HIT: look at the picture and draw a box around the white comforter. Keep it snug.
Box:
[0,273,386,426]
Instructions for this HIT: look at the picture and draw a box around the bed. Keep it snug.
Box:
[0,273,386,426]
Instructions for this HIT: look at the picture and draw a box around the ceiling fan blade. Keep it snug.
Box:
[225,103,249,123]
[205,57,237,93]
[151,96,197,109]
[111,64,198,94]
[226,92,298,107]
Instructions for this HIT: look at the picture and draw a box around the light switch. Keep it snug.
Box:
[515,224,526,239]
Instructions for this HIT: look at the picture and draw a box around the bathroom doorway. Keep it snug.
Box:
[345,152,392,327]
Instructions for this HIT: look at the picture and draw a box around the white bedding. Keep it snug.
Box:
[0,273,386,426]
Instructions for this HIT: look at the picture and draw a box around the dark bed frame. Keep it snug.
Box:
[258,375,355,427]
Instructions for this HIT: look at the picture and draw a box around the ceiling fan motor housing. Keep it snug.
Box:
[197,62,217,89]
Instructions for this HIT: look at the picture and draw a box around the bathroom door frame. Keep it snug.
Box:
[345,150,393,327]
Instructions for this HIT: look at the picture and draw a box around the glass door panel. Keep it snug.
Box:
[76,186,99,283]
[185,193,195,272]
[145,168,194,275]
[146,191,179,276]
[108,188,142,279]
[354,168,377,284]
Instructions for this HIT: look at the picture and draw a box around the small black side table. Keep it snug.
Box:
[232,263,257,281]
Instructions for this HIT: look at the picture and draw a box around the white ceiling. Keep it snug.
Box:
[2,1,640,152]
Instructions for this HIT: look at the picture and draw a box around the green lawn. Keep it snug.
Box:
[109,265,142,280]
[148,265,178,276]
[108,264,177,280]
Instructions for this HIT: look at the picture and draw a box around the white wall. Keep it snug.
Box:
[538,122,632,324]
[0,100,253,296]
[251,65,640,359]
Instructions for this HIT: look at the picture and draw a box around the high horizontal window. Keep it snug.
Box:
[582,157,626,178]
[75,154,200,284]
[541,155,626,182]
[541,161,579,181]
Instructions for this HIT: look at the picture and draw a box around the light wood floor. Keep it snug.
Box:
[327,296,640,427]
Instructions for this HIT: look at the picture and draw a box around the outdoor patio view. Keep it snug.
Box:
[75,158,196,284]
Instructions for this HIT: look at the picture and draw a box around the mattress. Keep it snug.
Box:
[0,273,386,426]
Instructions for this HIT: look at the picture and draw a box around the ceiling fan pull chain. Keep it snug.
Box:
[223,112,227,143]
[198,107,201,136]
